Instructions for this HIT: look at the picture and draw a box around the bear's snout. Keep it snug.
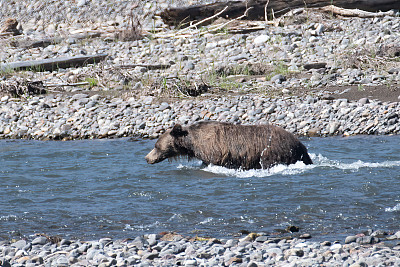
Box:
[145,149,159,164]
[144,155,153,164]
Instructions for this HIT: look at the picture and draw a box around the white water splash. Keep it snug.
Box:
[337,160,400,170]
[199,217,213,225]
[240,215,256,224]
[202,161,311,178]
[177,160,204,169]
[0,215,17,221]
[313,153,400,170]
[128,191,153,199]
[124,221,161,231]
[178,153,400,178]
[168,213,187,222]
[385,203,400,212]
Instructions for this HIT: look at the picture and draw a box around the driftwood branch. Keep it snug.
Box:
[115,64,171,70]
[154,6,254,38]
[160,0,400,26]
[180,5,229,32]
[0,54,108,72]
[17,32,101,49]
[319,5,397,17]
[43,82,90,87]
[0,32,13,37]
[206,6,253,33]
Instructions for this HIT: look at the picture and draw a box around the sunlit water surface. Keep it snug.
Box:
[1,136,399,241]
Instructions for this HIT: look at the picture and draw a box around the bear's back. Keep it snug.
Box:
[185,121,309,169]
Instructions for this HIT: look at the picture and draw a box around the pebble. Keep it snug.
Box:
[0,1,398,98]
[31,236,48,245]
[253,34,270,45]
[0,231,399,266]
[1,92,398,140]
[0,2,399,265]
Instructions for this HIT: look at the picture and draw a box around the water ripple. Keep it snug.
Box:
[0,136,399,240]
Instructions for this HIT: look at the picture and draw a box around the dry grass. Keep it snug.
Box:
[339,46,400,71]
[0,78,46,97]
[118,1,144,41]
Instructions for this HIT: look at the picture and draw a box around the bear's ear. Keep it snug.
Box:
[171,124,187,137]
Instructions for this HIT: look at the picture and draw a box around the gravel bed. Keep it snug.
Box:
[0,93,399,140]
[1,1,399,99]
[1,1,400,266]
[1,230,400,267]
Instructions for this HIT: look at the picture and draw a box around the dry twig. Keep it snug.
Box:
[176,6,229,35]
[319,5,396,18]
[44,82,89,87]
[205,7,253,34]
[153,6,255,38]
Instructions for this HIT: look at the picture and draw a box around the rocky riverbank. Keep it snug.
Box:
[1,0,400,102]
[1,1,399,140]
[1,1,400,266]
[0,92,399,140]
[1,230,400,267]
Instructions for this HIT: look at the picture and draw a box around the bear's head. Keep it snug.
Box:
[145,124,188,164]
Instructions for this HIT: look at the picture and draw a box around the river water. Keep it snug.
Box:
[1,136,399,241]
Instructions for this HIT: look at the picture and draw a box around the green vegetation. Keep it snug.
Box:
[85,77,99,88]
[266,61,290,81]
[216,79,242,91]
[204,64,245,92]
[0,65,15,76]
[28,64,46,73]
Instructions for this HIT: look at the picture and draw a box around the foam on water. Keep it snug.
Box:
[124,221,161,231]
[199,217,213,225]
[168,213,187,222]
[0,215,17,221]
[1,136,399,240]
[312,153,400,169]
[178,153,400,178]
[177,160,204,169]
[202,162,309,178]
[337,160,400,170]
[385,203,400,212]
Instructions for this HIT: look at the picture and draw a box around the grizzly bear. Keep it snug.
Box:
[145,121,312,170]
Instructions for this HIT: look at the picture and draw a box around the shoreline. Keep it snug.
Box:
[1,1,400,265]
[1,229,400,266]
[1,1,399,141]
[1,91,399,141]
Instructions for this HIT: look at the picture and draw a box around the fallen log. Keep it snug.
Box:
[160,0,400,26]
[0,54,108,72]
[17,32,102,49]
[319,5,398,17]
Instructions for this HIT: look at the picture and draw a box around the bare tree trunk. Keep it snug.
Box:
[160,0,400,26]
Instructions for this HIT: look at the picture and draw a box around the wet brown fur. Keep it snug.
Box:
[145,121,312,170]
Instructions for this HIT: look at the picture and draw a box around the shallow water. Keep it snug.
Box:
[0,136,399,241]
